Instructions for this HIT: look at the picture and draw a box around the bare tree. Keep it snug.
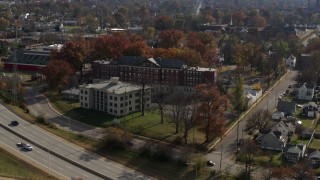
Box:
[239,140,259,179]
[167,92,185,133]
[153,85,167,124]
[181,102,197,144]
[245,109,271,133]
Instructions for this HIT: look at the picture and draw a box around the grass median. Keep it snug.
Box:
[0,147,57,179]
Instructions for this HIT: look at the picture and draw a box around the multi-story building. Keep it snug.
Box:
[79,77,151,116]
[92,56,216,88]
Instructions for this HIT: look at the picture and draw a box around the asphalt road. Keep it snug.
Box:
[24,86,105,139]
[0,103,152,180]
[0,127,102,180]
[206,70,298,174]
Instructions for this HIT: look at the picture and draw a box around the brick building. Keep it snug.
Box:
[92,56,216,87]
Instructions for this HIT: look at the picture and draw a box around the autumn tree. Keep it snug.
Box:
[232,11,246,26]
[155,16,173,30]
[93,35,129,60]
[245,110,271,133]
[52,40,89,79]
[159,29,184,48]
[0,18,10,31]
[44,60,75,90]
[195,84,229,142]
[271,166,292,179]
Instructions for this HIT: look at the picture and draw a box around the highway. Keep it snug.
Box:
[0,103,152,180]
[0,127,102,180]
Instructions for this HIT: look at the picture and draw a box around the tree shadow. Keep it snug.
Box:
[79,151,99,162]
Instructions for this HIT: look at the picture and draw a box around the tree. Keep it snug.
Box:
[245,110,271,133]
[44,60,75,90]
[153,85,167,124]
[272,40,290,59]
[195,84,229,142]
[271,166,292,179]
[181,100,197,144]
[232,11,246,26]
[291,162,315,180]
[155,16,173,30]
[159,29,184,48]
[238,140,259,179]
[167,92,185,134]
[231,76,246,114]
[0,18,10,31]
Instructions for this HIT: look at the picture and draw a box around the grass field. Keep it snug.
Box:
[0,148,56,179]
[46,92,206,144]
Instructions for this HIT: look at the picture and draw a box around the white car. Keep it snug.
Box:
[23,144,33,151]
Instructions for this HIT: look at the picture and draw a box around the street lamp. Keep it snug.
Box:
[186,162,197,179]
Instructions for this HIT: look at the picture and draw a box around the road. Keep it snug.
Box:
[24,86,105,139]
[0,103,152,180]
[0,127,102,180]
[206,70,298,175]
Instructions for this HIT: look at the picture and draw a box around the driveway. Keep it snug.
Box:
[24,86,105,139]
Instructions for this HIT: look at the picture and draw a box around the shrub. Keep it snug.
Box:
[173,136,183,145]
[36,115,45,124]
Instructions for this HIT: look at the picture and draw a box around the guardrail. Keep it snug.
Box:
[0,123,111,180]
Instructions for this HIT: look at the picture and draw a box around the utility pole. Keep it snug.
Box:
[236,120,239,142]
[220,145,223,172]
[12,26,19,105]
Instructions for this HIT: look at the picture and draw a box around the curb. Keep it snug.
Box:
[0,123,111,180]
[207,71,290,151]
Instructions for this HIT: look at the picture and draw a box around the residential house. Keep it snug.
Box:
[296,83,315,101]
[79,77,152,116]
[256,131,286,151]
[285,55,296,68]
[245,88,262,107]
[272,111,285,120]
[302,102,319,118]
[272,121,295,137]
[309,149,320,168]
[276,101,297,115]
[282,143,306,162]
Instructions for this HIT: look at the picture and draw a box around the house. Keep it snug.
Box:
[272,111,285,120]
[79,77,152,116]
[245,88,262,107]
[62,87,80,100]
[296,83,315,101]
[272,121,295,137]
[276,101,296,115]
[309,149,320,168]
[282,143,306,162]
[285,55,296,68]
[256,131,286,151]
[302,102,319,118]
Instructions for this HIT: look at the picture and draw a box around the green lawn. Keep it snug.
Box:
[309,139,320,149]
[289,134,309,145]
[0,148,56,179]
[46,92,206,144]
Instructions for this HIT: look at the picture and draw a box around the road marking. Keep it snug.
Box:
[82,173,89,177]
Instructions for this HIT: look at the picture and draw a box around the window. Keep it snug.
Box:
[85,103,88,107]
[129,107,132,111]
[110,96,113,100]
[120,103,123,107]
[114,97,117,101]
[114,110,117,114]
[135,93,140,97]
[81,102,83,106]
[110,102,113,106]
[81,90,83,93]
[120,110,123,114]
[110,109,112,113]
[85,91,88,94]
[85,97,87,100]
[129,101,131,105]
[81,96,83,100]
[129,94,132,98]
[120,97,123,101]
[114,103,117,107]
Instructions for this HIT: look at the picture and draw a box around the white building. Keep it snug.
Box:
[296,83,315,101]
[245,87,262,107]
[285,55,296,68]
[79,77,151,116]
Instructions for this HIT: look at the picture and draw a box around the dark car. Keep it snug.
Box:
[207,161,215,166]
[10,121,19,126]
[237,139,245,146]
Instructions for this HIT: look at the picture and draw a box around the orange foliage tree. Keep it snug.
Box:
[195,84,229,142]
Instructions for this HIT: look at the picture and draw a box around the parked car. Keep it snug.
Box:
[237,139,245,146]
[297,104,303,108]
[10,121,19,126]
[207,160,215,166]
